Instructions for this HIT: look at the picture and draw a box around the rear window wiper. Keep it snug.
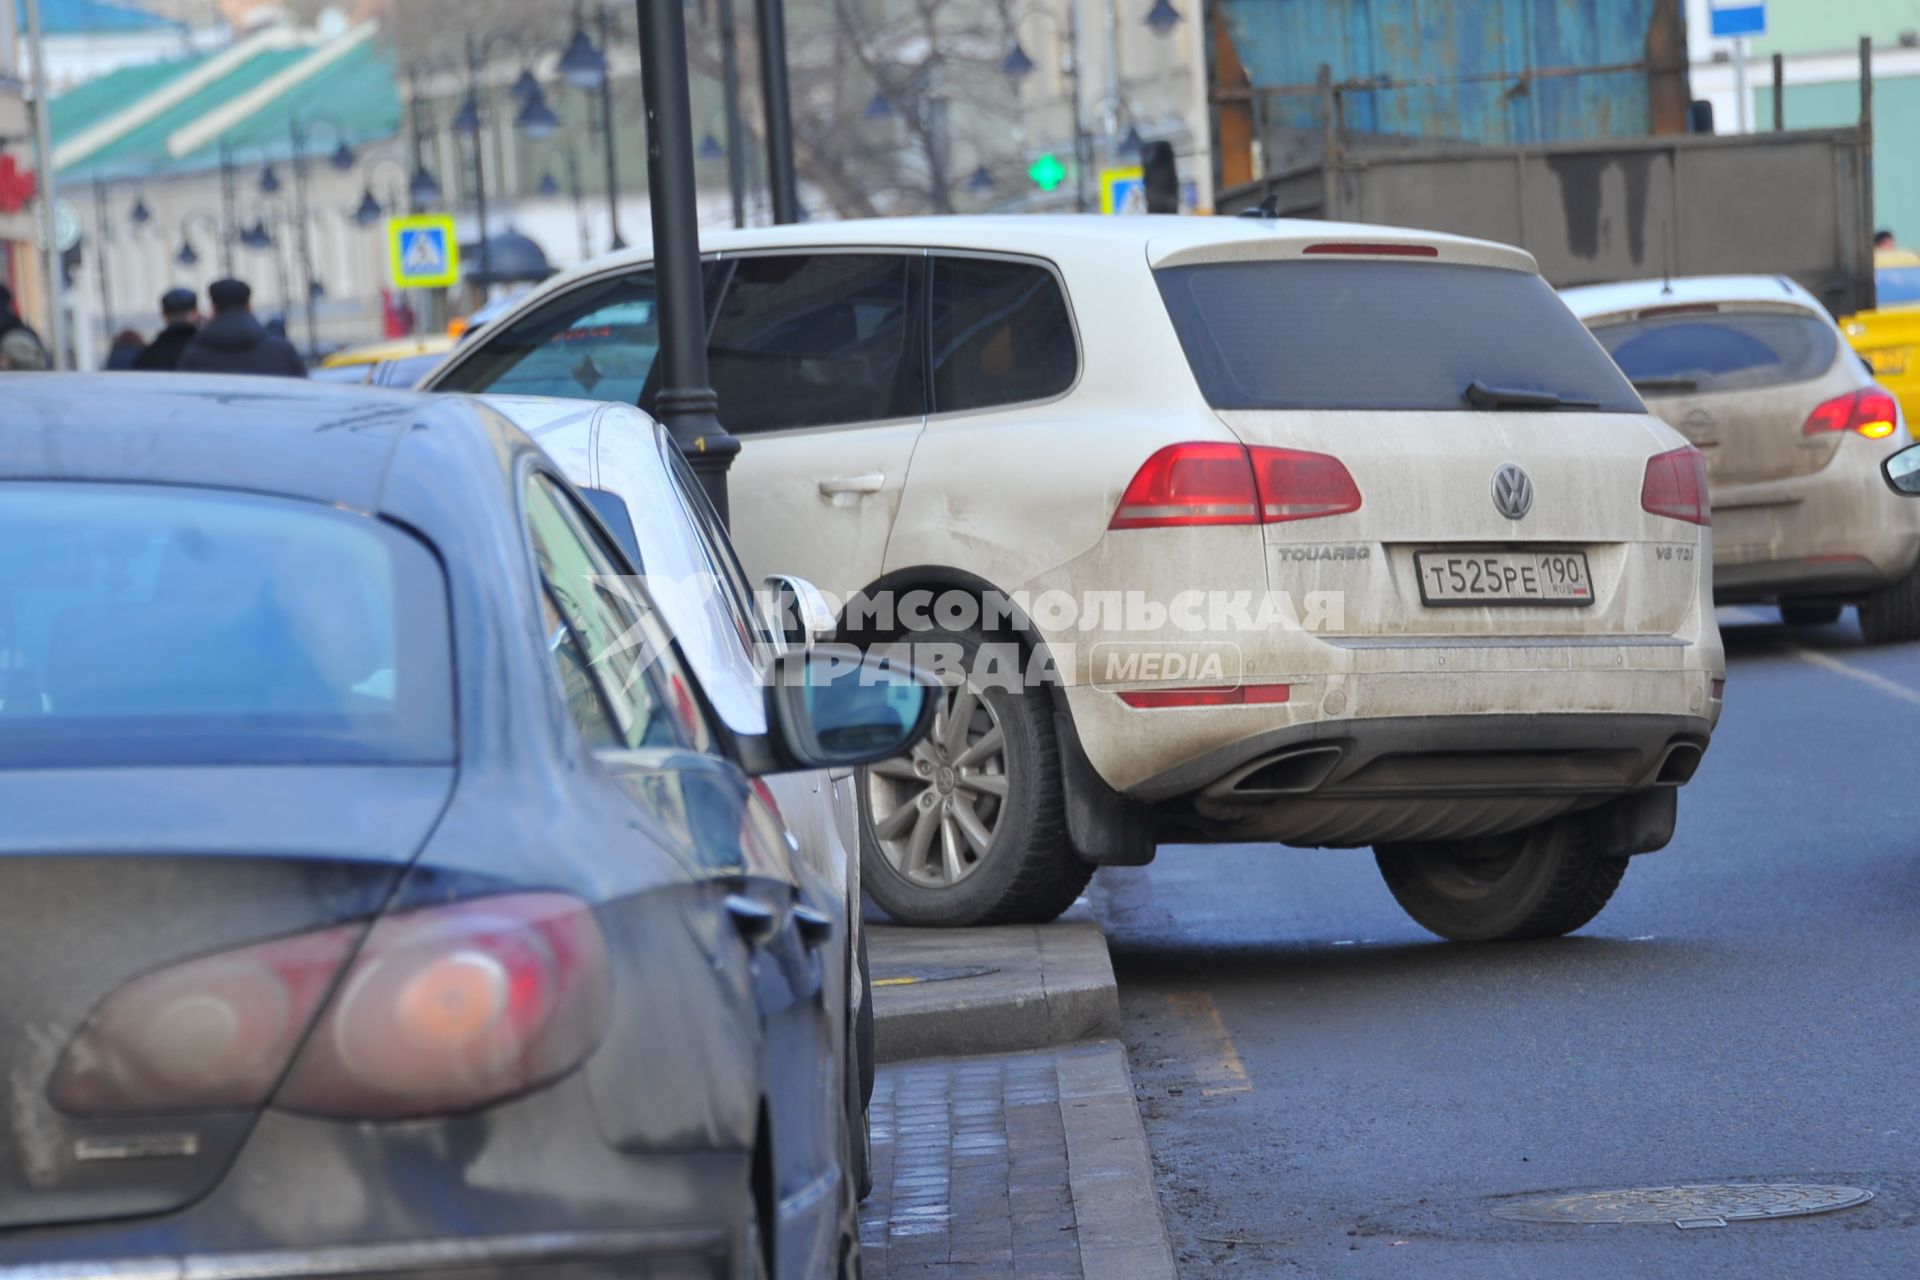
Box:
[1463,380,1601,411]
[1629,376,1700,393]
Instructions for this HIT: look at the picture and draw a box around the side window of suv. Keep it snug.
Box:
[706,253,921,433]
[438,271,661,403]
[930,255,1078,414]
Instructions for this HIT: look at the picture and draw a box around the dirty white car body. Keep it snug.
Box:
[1564,275,1920,641]
[430,217,1726,943]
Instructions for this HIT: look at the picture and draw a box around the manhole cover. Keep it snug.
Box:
[871,965,999,988]
[1491,1184,1874,1228]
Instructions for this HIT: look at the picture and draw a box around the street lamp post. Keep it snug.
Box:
[455,37,494,297]
[1005,2,1091,212]
[716,0,748,227]
[596,6,627,250]
[755,0,800,223]
[636,0,739,517]
[285,114,356,362]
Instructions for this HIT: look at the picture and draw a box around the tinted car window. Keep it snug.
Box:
[931,255,1077,413]
[438,271,660,403]
[0,483,453,768]
[539,589,620,748]
[1588,309,1840,395]
[525,473,677,750]
[707,253,919,433]
[1157,260,1642,413]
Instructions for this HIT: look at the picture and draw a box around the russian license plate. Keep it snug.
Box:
[1415,550,1594,606]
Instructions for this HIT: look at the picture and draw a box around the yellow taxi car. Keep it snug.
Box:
[312,333,455,387]
[1842,249,1920,437]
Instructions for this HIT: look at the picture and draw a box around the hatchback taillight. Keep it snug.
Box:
[1804,387,1900,440]
[1110,443,1360,529]
[53,893,609,1120]
[1641,446,1711,526]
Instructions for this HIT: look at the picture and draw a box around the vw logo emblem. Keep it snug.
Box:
[1492,464,1534,521]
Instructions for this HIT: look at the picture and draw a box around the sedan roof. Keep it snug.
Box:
[0,374,456,511]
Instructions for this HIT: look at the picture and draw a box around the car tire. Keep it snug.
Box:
[1374,817,1627,942]
[1859,567,1920,644]
[1779,602,1843,627]
[858,625,1091,927]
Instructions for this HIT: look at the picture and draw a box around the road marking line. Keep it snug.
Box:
[1786,644,1920,708]
[1165,991,1252,1097]
[1720,605,1920,706]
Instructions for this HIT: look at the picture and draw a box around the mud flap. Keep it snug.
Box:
[1053,709,1159,866]
[1580,787,1679,857]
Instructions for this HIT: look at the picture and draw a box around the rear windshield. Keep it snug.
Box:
[1156,260,1641,413]
[0,484,454,768]
[1588,308,1839,395]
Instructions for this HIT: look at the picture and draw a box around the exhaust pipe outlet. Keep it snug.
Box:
[1653,741,1705,787]
[1207,745,1345,799]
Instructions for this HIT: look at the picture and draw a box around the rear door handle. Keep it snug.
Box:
[791,904,833,949]
[725,893,778,945]
[819,473,885,497]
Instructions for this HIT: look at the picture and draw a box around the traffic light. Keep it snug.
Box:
[1028,153,1066,192]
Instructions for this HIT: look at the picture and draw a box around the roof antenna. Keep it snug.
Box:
[1238,194,1281,220]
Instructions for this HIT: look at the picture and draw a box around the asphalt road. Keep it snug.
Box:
[1098,608,1920,1278]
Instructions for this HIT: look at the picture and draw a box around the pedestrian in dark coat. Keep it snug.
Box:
[177,279,307,378]
[130,288,202,371]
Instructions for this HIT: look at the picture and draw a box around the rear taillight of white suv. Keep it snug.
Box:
[1803,387,1900,440]
[1109,442,1361,530]
[1641,446,1711,526]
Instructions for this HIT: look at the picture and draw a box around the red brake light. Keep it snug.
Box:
[279,893,609,1118]
[51,924,362,1115]
[1641,446,1711,526]
[1301,242,1439,257]
[53,894,610,1120]
[1804,388,1900,440]
[1249,446,1363,522]
[1109,442,1259,529]
[1118,683,1290,709]
[1110,444,1361,529]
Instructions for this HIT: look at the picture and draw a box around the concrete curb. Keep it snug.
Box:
[869,905,1121,1063]
[1058,1040,1179,1280]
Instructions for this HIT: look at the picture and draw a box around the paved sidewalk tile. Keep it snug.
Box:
[858,1041,1174,1280]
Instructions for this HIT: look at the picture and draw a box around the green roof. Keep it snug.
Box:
[48,52,205,140]
[53,38,401,182]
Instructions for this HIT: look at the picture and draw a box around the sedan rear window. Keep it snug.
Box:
[1156,260,1641,413]
[0,484,453,768]
[1587,309,1839,395]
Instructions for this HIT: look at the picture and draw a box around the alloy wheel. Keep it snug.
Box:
[863,679,1008,888]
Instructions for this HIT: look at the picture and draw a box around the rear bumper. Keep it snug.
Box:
[0,1228,726,1279]
[1067,642,1722,798]
[1710,445,1920,602]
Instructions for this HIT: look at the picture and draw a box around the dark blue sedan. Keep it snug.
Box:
[0,375,934,1280]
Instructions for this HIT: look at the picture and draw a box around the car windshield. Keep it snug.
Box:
[1588,308,1839,395]
[0,484,454,768]
[1155,259,1642,413]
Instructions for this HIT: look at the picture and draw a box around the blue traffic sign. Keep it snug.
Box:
[1709,2,1765,38]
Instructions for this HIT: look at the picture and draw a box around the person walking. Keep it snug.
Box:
[130,288,202,371]
[0,283,50,371]
[177,279,307,378]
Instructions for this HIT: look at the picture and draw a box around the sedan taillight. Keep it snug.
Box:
[1641,446,1711,526]
[53,893,610,1120]
[1804,387,1900,440]
[1110,443,1361,529]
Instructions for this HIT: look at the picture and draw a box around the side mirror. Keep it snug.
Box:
[761,574,837,656]
[754,646,938,773]
[1886,444,1920,496]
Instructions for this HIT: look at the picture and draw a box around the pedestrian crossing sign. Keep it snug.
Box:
[388,214,460,289]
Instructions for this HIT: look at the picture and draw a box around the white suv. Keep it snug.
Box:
[424,215,1725,942]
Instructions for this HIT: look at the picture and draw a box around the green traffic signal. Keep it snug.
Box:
[1028,153,1066,191]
